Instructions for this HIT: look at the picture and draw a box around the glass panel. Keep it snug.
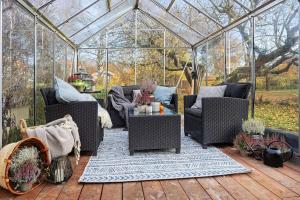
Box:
[54,36,67,80]
[78,49,107,92]
[206,34,225,85]
[136,49,164,84]
[165,48,192,113]
[154,0,172,8]
[139,0,202,45]
[196,44,208,87]
[226,20,252,82]
[27,0,51,8]
[39,0,96,26]
[2,4,35,145]
[254,0,299,133]
[72,1,133,44]
[107,49,135,88]
[66,45,75,79]
[79,30,106,48]
[169,0,219,35]
[165,31,190,48]
[36,23,54,125]
[111,0,124,8]
[137,29,164,48]
[106,11,135,48]
[59,0,108,37]
[185,0,249,25]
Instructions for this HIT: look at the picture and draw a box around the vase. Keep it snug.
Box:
[146,105,152,113]
[19,182,33,192]
[151,102,160,112]
[137,105,147,113]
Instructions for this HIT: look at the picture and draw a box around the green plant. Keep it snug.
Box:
[242,119,265,135]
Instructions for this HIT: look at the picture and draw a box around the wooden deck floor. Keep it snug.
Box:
[1,147,300,200]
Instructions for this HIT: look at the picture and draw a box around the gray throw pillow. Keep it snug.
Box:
[192,85,227,109]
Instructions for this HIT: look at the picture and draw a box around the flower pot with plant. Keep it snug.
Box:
[234,119,266,158]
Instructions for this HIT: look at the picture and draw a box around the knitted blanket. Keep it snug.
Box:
[27,115,81,165]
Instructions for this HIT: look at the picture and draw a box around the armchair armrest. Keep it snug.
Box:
[184,95,197,109]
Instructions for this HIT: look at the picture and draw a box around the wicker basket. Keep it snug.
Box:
[0,137,50,195]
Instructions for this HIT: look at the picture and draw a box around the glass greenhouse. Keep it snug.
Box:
[0,0,299,150]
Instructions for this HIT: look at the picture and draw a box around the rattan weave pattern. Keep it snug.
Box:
[128,109,181,155]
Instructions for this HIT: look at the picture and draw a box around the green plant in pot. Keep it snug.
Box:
[9,146,42,192]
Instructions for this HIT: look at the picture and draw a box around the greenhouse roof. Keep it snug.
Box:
[18,0,284,48]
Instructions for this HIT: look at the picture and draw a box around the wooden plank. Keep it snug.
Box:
[215,176,257,200]
[0,188,16,200]
[285,162,300,174]
[226,148,300,196]
[101,183,122,200]
[142,181,166,200]
[160,180,189,200]
[197,177,234,200]
[35,184,64,200]
[232,174,281,200]
[283,197,300,200]
[14,184,46,200]
[57,156,90,200]
[277,166,300,183]
[79,184,103,200]
[223,148,298,198]
[123,182,144,200]
[178,178,211,200]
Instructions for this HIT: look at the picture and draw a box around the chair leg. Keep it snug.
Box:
[201,144,208,149]
[184,132,189,136]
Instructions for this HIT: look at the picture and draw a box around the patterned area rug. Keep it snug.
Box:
[79,129,250,183]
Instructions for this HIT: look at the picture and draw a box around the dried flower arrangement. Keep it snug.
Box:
[9,146,42,192]
[136,80,156,106]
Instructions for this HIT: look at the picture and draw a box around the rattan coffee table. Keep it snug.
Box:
[128,107,181,155]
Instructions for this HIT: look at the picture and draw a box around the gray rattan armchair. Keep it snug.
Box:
[40,88,103,155]
[184,83,251,148]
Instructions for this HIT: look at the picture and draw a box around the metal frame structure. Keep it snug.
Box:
[0,0,2,148]
[0,0,299,150]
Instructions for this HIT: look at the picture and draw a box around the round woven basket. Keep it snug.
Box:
[0,137,50,195]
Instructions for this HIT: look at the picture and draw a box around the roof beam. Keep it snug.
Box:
[15,0,76,48]
[38,0,56,10]
[138,8,192,47]
[107,0,111,11]
[192,0,285,48]
[183,0,223,28]
[151,0,206,37]
[166,0,175,11]
[232,0,251,12]
[78,8,133,46]
[57,0,102,28]
[135,0,139,9]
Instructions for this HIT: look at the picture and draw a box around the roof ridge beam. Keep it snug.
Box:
[166,0,175,11]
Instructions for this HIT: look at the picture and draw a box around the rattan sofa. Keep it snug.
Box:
[40,88,103,155]
[184,83,251,148]
[107,85,178,128]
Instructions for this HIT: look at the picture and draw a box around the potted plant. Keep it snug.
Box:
[234,119,266,158]
[9,146,42,192]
